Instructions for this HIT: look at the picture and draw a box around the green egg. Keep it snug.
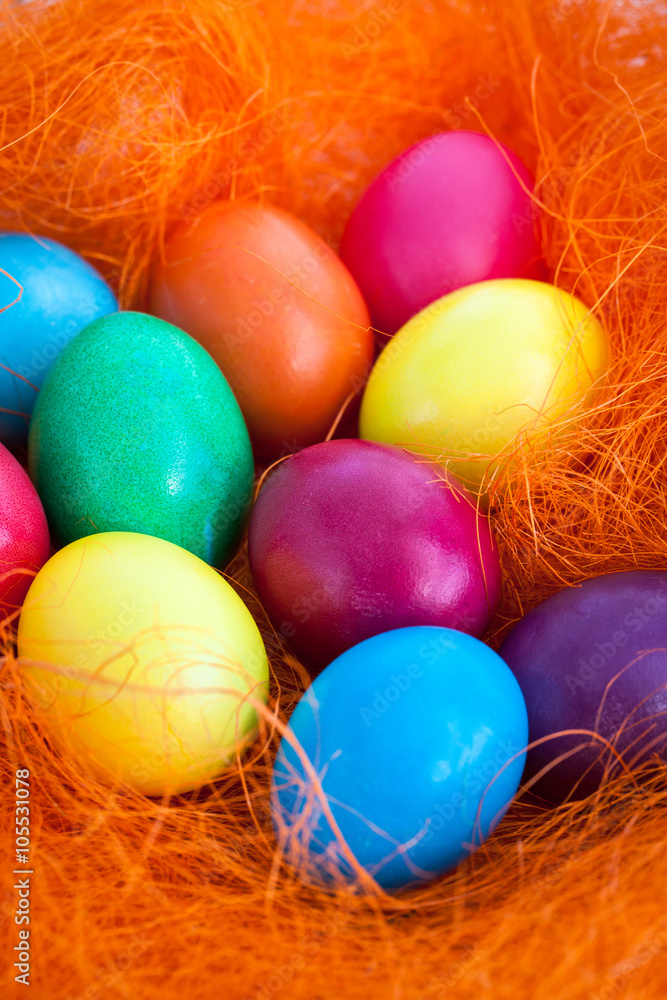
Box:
[28,311,254,567]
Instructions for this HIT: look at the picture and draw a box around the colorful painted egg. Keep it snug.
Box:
[340,130,542,335]
[360,279,609,491]
[29,312,253,565]
[0,232,117,448]
[0,443,50,617]
[28,311,254,566]
[249,439,500,670]
[18,532,269,795]
[149,201,374,460]
[272,626,527,890]
[500,570,667,802]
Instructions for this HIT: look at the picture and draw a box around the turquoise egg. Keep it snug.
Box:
[28,311,254,566]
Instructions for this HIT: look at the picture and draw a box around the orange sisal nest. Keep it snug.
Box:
[2,0,667,997]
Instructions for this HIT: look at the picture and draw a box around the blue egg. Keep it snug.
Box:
[0,233,117,447]
[272,626,528,892]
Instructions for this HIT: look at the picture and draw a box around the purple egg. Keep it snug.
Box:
[248,439,501,670]
[500,570,667,802]
[339,130,543,336]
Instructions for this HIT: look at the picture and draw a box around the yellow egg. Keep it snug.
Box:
[360,278,609,490]
[17,532,269,795]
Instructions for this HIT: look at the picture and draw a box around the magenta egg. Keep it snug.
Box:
[0,443,50,617]
[500,570,667,803]
[248,439,501,670]
[339,130,542,335]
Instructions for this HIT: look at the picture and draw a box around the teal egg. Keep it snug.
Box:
[28,311,254,566]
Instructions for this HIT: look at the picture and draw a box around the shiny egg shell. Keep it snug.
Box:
[501,570,667,802]
[149,201,373,460]
[249,439,500,670]
[360,279,609,491]
[28,311,254,567]
[272,626,528,890]
[18,532,269,795]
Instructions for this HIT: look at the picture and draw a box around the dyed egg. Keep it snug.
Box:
[249,439,500,670]
[360,279,609,491]
[339,131,542,335]
[29,311,254,566]
[248,440,500,668]
[0,443,50,617]
[272,626,527,890]
[149,201,374,460]
[0,232,117,448]
[500,570,667,803]
[18,532,269,795]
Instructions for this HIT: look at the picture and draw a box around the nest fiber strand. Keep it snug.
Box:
[2,0,667,997]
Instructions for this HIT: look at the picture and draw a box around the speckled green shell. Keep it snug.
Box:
[28,311,254,567]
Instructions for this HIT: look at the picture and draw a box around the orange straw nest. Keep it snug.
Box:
[3,0,667,996]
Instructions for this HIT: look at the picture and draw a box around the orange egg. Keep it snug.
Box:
[149,201,373,460]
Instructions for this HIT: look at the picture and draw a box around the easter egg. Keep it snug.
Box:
[18,532,269,795]
[339,131,542,335]
[360,279,609,491]
[500,570,667,803]
[0,232,117,448]
[272,626,527,890]
[29,311,254,566]
[149,201,374,460]
[0,443,50,617]
[249,439,500,670]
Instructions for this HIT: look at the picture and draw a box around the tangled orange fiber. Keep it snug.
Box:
[3,0,667,997]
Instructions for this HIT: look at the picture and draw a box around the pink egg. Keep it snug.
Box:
[340,130,543,335]
[0,443,50,617]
